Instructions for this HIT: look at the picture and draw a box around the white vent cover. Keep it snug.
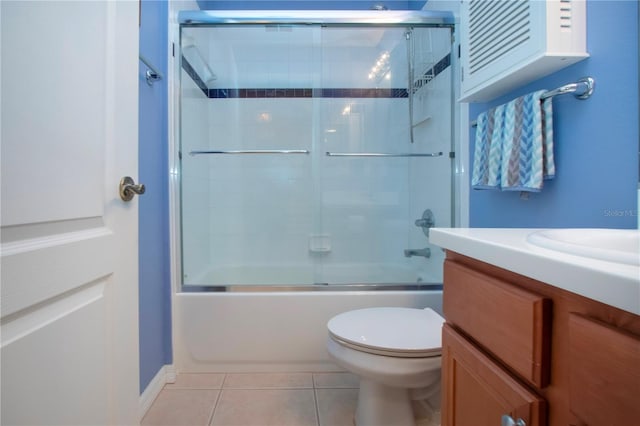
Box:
[468,0,531,76]
[460,0,588,102]
[559,0,573,29]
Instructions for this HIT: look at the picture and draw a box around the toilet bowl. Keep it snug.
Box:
[327,307,444,426]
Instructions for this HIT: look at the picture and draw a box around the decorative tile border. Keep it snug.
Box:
[434,53,452,78]
[413,53,451,92]
[182,52,450,99]
[208,88,313,99]
[181,56,210,95]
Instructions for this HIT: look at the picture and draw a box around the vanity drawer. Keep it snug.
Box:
[443,260,551,388]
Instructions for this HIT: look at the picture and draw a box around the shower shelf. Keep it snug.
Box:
[326,151,443,157]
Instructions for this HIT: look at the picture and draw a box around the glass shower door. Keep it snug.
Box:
[315,26,453,285]
[180,24,319,286]
[179,22,453,289]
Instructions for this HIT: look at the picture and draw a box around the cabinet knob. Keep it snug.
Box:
[501,415,526,426]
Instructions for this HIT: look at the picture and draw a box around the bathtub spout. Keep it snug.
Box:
[404,248,431,258]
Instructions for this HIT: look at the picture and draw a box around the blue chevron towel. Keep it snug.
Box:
[472,90,554,192]
[471,104,505,189]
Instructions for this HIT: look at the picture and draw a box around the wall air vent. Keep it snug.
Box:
[460,0,588,103]
[468,0,530,76]
[559,0,572,29]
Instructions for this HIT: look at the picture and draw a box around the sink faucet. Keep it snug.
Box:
[404,248,431,258]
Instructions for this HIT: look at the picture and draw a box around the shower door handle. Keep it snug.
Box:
[119,176,145,201]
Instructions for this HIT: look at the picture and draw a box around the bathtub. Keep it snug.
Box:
[173,287,443,373]
[186,262,442,287]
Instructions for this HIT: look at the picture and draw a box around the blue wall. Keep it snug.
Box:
[469,0,639,229]
[139,0,172,393]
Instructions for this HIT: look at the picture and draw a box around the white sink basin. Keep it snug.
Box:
[527,229,640,266]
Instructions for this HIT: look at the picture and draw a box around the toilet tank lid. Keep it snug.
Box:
[327,307,444,353]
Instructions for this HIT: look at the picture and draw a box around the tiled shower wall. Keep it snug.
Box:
[180,25,453,286]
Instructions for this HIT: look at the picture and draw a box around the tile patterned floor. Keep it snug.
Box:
[141,372,360,426]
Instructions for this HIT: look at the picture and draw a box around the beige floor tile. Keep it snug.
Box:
[141,389,219,426]
[413,400,441,426]
[210,389,318,426]
[315,388,358,426]
[313,372,359,389]
[223,372,313,389]
[165,373,226,389]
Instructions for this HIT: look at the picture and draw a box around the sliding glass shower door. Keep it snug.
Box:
[179,19,454,288]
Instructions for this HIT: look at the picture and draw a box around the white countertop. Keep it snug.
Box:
[430,228,640,315]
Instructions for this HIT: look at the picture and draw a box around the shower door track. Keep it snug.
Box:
[181,283,444,293]
[179,10,455,27]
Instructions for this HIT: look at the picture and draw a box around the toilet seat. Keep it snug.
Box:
[327,307,444,358]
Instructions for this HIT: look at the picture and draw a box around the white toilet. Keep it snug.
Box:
[326,307,445,426]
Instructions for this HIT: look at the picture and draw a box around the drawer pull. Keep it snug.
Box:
[501,414,526,426]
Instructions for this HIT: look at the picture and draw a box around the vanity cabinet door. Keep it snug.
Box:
[442,324,547,426]
[568,313,640,425]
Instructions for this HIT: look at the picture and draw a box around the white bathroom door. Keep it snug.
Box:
[1,1,140,425]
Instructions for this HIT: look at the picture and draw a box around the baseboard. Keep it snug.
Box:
[139,364,177,421]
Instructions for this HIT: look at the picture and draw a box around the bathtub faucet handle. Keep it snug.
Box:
[414,209,435,237]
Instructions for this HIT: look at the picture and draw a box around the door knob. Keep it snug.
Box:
[119,176,145,201]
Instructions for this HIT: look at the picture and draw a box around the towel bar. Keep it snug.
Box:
[139,55,163,86]
[540,77,594,100]
[470,77,595,127]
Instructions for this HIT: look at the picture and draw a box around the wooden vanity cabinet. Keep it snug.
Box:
[441,252,640,426]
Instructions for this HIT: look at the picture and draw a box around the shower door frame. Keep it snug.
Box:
[170,10,458,293]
